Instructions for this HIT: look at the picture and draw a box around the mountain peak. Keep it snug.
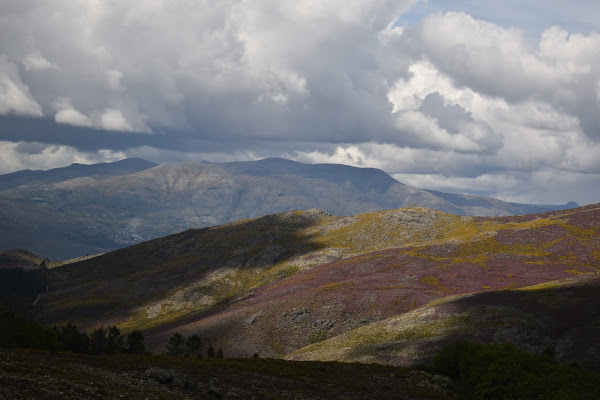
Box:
[0,158,158,191]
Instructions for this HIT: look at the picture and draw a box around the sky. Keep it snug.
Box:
[0,1,599,205]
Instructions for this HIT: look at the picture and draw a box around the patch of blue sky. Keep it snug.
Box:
[397,0,600,44]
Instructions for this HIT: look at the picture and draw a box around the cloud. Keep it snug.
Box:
[0,140,126,174]
[52,98,143,133]
[0,55,43,117]
[0,0,419,141]
[291,142,600,205]
[98,109,134,132]
[54,98,94,127]
[105,69,123,91]
[411,12,600,139]
[0,2,598,205]
[23,52,59,71]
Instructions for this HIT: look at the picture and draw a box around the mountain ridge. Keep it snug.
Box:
[0,157,579,259]
[0,157,157,190]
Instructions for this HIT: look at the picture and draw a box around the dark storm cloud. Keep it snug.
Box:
[419,92,473,133]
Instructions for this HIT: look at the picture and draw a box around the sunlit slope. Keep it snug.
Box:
[140,204,599,357]
[289,274,600,370]
[40,204,599,356]
[44,207,460,329]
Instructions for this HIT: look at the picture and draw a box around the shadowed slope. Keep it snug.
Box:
[133,204,599,356]
[290,274,600,370]
[0,249,45,270]
[38,205,600,350]
[0,348,460,400]
[42,210,331,330]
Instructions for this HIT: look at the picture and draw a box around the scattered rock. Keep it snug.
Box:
[144,367,173,383]
[144,367,189,388]
[312,319,334,329]
[285,308,308,322]
[407,370,452,394]
[171,373,189,388]
[246,312,263,326]
[208,377,222,398]
[146,378,160,386]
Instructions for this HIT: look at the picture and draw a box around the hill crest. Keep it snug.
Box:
[0,158,579,259]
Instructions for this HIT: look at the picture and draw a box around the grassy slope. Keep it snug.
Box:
[41,204,600,358]
[0,249,45,270]
[142,204,599,357]
[0,348,459,400]
[289,274,600,370]
[0,249,101,270]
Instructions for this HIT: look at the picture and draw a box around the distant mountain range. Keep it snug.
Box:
[0,158,157,191]
[0,157,577,259]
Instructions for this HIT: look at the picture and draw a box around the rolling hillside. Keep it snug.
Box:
[38,203,600,367]
[290,274,600,370]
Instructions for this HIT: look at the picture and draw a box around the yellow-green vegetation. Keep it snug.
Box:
[515,279,574,292]
[49,253,103,268]
[311,208,462,253]
[420,276,447,291]
[43,205,600,337]
[320,281,349,291]
[308,329,330,344]
[292,275,600,367]
[291,297,535,364]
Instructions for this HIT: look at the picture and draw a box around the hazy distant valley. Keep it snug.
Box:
[0,158,577,259]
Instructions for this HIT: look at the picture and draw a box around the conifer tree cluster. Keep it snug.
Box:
[166,332,223,359]
[0,311,146,355]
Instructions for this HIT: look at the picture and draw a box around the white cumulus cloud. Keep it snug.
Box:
[0,1,598,204]
[0,55,43,117]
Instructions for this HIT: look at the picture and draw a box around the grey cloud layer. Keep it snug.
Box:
[0,1,599,204]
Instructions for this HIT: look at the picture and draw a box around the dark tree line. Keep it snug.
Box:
[166,332,223,359]
[432,341,600,399]
[0,311,146,355]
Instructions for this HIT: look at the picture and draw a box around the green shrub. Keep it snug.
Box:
[308,330,329,344]
[127,330,145,354]
[105,326,124,354]
[432,341,600,399]
[0,311,59,350]
[185,334,202,357]
[58,322,90,354]
[207,344,215,358]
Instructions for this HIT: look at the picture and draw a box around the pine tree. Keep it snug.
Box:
[166,332,185,356]
[59,322,90,354]
[207,344,215,358]
[127,330,145,354]
[105,326,124,354]
[90,326,107,355]
[185,334,202,358]
[216,347,224,359]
